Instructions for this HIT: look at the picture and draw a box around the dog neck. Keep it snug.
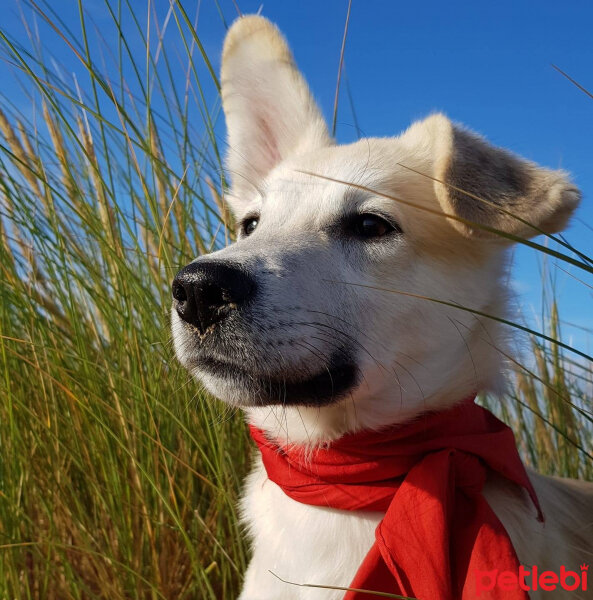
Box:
[245,307,507,446]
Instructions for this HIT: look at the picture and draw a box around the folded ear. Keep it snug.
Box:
[221,16,331,200]
[415,114,581,240]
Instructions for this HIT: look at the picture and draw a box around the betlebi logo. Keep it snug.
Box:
[475,563,588,596]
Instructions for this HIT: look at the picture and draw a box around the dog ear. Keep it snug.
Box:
[409,114,581,240]
[221,16,331,200]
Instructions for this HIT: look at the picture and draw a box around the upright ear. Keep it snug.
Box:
[410,114,581,240]
[221,16,331,200]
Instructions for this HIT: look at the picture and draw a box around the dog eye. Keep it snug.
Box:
[350,213,400,239]
[241,217,259,237]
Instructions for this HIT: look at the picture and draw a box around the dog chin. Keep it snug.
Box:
[192,355,359,407]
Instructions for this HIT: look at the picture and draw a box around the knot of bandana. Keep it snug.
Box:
[249,399,542,600]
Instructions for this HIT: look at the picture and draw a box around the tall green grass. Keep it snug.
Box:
[0,2,590,598]
[0,2,248,598]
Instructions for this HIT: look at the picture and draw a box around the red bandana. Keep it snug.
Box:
[249,398,542,600]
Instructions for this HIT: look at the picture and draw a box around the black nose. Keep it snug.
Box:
[172,261,256,333]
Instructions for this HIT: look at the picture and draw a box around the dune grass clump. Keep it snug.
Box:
[0,3,248,598]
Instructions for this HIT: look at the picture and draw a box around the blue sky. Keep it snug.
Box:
[232,1,593,354]
[3,0,593,353]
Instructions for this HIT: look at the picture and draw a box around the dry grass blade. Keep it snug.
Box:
[269,570,417,599]
[332,0,353,137]
[552,64,593,101]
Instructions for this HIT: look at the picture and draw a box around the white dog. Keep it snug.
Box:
[172,16,592,600]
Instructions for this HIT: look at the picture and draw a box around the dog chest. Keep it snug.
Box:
[239,457,382,599]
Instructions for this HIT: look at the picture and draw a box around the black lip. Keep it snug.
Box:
[197,353,358,407]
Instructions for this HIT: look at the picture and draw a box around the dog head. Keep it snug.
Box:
[171,16,580,443]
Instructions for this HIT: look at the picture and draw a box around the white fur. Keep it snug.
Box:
[171,15,593,600]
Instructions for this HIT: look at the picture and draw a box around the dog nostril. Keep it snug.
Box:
[172,281,187,303]
[204,282,225,308]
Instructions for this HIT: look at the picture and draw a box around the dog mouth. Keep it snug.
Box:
[195,352,358,407]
